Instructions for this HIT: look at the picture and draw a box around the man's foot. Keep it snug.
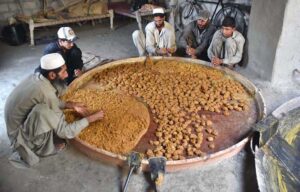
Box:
[55,142,67,153]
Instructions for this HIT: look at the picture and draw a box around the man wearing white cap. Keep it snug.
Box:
[178,10,216,61]
[5,53,104,166]
[132,8,176,56]
[36,26,83,84]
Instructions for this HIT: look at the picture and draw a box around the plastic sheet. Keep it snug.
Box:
[253,97,300,192]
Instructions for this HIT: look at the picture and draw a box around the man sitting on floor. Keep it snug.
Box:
[178,10,216,61]
[207,16,245,68]
[132,8,176,56]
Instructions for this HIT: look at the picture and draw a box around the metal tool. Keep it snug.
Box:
[122,152,143,192]
[149,157,167,192]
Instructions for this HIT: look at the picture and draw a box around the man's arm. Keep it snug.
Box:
[54,110,104,139]
[64,101,81,109]
[207,31,218,61]
[63,101,89,115]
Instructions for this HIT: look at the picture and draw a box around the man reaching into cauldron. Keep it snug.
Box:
[5,53,104,167]
[208,16,245,68]
[132,8,177,56]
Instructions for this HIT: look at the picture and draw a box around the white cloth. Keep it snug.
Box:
[207,30,245,66]
[81,52,113,71]
[132,21,176,56]
[132,30,146,56]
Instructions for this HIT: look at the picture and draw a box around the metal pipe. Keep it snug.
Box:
[122,166,135,192]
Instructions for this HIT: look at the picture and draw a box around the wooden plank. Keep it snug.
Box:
[33,14,111,27]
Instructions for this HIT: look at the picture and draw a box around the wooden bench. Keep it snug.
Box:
[17,10,114,45]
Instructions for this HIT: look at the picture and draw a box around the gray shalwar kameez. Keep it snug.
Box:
[5,74,89,166]
[179,21,216,60]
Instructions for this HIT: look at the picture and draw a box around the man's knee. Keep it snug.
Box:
[132,30,146,56]
[27,104,52,126]
[25,104,56,134]
[30,104,50,116]
[132,30,143,41]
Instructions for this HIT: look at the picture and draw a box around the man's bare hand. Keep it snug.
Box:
[157,48,168,55]
[186,47,196,57]
[74,105,89,117]
[65,101,82,109]
[65,102,90,116]
[212,56,223,65]
[86,111,104,123]
[167,48,176,54]
[74,69,82,77]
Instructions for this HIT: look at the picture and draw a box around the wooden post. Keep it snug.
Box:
[135,11,142,31]
[109,9,114,30]
[29,19,35,46]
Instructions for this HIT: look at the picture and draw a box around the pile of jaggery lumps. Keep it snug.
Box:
[63,89,150,154]
[91,60,250,160]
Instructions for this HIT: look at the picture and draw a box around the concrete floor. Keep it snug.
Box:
[1,18,300,192]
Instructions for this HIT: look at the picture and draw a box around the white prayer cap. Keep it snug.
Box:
[153,8,165,15]
[57,27,78,42]
[40,53,65,70]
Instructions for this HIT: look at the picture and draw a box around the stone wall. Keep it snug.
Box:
[0,0,40,22]
[0,0,252,23]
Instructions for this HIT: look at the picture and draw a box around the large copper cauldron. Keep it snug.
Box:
[68,57,266,172]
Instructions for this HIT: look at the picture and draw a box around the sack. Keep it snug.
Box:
[90,1,108,15]
[82,52,113,72]
[68,1,108,17]
[130,0,149,12]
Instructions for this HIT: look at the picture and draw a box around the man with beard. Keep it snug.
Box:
[5,53,104,166]
[207,16,245,68]
[178,10,216,61]
[132,8,176,56]
[35,27,83,85]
